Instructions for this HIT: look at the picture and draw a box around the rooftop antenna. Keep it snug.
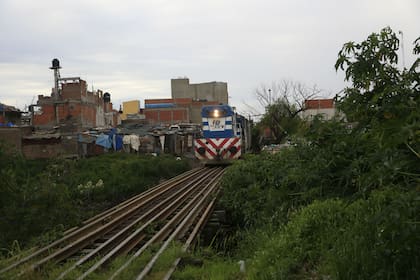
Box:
[50,58,61,99]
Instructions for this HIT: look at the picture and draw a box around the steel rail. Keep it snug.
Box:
[77,167,223,280]
[80,168,202,226]
[163,189,220,280]
[136,170,225,280]
[30,168,212,272]
[109,167,224,280]
[55,168,219,280]
[0,167,206,275]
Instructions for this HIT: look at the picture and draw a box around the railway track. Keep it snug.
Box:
[0,167,225,279]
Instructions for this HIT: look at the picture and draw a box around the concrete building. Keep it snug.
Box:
[142,78,228,125]
[171,78,228,105]
[301,99,337,121]
[144,97,218,125]
[121,100,141,120]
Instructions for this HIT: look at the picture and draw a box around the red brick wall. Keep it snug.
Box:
[21,136,79,159]
[174,98,193,105]
[69,103,82,122]
[81,105,96,127]
[145,98,194,106]
[144,108,189,124]
[57,103,72,122]
[0,128,22,153]
[22,143,62,159]
[145,110,159,123]
[32,78,114,129]
[33,104,56,126]
[145,98,173,104]
[305,99,334,109]
[33,101,99,129]
[61,81,86,100]
[173,109,188,121]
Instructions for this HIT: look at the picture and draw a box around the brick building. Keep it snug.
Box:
[301,98,337,121]
[143,78,228,125]
[32,77,119,131]
[144,98,219,125]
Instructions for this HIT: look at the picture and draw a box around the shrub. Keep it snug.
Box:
[246,188,420,279]
[0,152,190,253]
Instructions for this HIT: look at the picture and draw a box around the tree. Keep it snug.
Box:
[335,26,419,154]
[255,80,321,114]
[253,80,321,143]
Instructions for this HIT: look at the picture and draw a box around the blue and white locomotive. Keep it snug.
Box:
[194,104,251,164]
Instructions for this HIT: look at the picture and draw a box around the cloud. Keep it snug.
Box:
[0,0,418,114]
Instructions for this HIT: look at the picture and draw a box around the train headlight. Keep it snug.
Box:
[229,146,238,154]
[213,109,220,118]
[197,147,206,155]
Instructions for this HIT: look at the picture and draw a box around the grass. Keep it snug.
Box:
[172,247,244,280]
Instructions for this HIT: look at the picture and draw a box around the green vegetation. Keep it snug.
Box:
[246,189,419,279]
[253,80,320,145]
[1,26,419,279]
[0,151,189,254]
[175,27,420,279]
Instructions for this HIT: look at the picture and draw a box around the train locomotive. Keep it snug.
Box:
[194,104,251,164]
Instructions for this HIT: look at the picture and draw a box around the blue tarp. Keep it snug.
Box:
[78,134,96,143]
[93,129,123,150]
[108,128,122,151]
[114,135,123,150]
[0,122,15,127]
[83,129,124,150]
[95,133,112,149]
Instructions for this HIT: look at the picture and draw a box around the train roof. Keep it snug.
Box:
[201,105,234,116]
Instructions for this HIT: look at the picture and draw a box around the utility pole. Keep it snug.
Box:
[398,30,406,69]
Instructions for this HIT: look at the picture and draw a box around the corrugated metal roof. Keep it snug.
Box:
[0,103,21,112]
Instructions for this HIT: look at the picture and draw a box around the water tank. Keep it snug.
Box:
[103,92,111,103]
[51,58,60,69]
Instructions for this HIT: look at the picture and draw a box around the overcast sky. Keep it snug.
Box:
[0,0,418,115]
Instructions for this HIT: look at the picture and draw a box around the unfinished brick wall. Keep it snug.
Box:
[22,142,63,159]
[32,103,56,127]
[144,108,189,125]
[81,104,96,127]
[0,128,22,153]
[145,98,174,105]
[33,79,114,130]
[61,80,87,100]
